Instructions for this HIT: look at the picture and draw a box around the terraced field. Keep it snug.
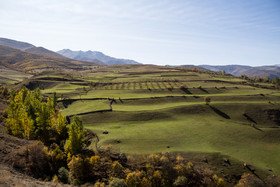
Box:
[21,65,280,175]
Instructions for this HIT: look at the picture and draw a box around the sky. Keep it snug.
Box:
[0,0,280,66]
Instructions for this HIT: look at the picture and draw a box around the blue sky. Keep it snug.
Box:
[0,0,280,66]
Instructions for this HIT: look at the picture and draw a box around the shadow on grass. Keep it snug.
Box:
[251,125,263,132]
[243,113,257,124]
[180,87,192,94]
[209,105,231,119]
[199,87,209,93]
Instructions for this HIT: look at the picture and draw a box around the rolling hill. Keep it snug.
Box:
[0,37,67,60]
[199,65,280,79]
[0,45,99,72]
[57,49,141,65]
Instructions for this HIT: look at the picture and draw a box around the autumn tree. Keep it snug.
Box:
[204,96,211,105]
[65,116,84,156]
[5,87,67,143]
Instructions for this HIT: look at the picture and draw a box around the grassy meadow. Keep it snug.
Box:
[15,65,280,175]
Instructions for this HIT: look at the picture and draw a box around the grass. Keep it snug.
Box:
[84,103,280,174]
[16,64,280,175]
[61,99,110,116]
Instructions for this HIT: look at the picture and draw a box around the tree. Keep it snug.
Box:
[53,92,57,109]
[126,170,142,186]
[68,155,91,184]
[264,76,270,83]
[65,116,84,156]
[273,77,280,89]
[56,113,68,140]
[204,96,211,105]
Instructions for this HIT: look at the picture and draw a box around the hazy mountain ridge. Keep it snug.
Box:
[0,38,67,60]
[57,49,141,65]
[198,65,280,79]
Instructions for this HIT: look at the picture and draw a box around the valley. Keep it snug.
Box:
[7,64,279,178]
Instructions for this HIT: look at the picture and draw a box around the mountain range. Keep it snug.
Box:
[198,65,280,79]
[57,49,141,65]
[0,37,279,78]
[0,38,98,72]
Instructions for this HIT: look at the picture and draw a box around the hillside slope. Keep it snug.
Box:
[57,49,141,65]
[199,65,280,79]
[0,45,99,72]
[0,38,67,60]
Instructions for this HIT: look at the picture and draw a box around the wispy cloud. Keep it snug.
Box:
[0,0,279,66]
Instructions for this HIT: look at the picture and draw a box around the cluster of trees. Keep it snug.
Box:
[241,75,280,85]
[64,152,226,186]
[5,87,84,156]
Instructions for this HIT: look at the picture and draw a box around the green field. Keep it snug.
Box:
[19,65,280,175]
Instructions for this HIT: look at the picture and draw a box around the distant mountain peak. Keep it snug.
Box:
[57,49,141,65]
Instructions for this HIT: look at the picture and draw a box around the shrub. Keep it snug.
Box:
[173,176,188,187]
[48,143,65,174]
[1,86,9,97]
[148,153,161,166]
[204,96,211,105]
[58,167,69,184]
[12,141,50,178]
[179,84,186,89]
[152,170,163,187]
[212,174,224,187]
[68,155,91,184]
[176,155,184,164]
[52,174,59,183]
[167,84,173,91]
[140,177,151,187]
[94,181,106,187]
[109,178,128,187]
[111,161,125,178]
[126,170,142,186]
[90,155,101,170]
[235,173,264,187]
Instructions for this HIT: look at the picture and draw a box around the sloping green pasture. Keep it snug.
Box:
[27,65,280,174]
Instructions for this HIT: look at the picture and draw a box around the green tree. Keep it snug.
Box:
[65,116,84,156]
[53,92,57,109]
[56,113,68,140]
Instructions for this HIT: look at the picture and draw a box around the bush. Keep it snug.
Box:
[111,161,125,178]
[58,167,69,184]
[148,153,161,166]
[52,174,59,183]
[90,155,101,170]
[94,181,106,187]
[204,96,211,105]
[68,155,91,184]
[126,170,142,186]
[140,177,151,187]
[152,170,163,187]
[167,84,173,91]
[173,176,188,187]
[12,141,50,178]
[109,178,128,187]
[48,143,65,174]
[235,173,264,187]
